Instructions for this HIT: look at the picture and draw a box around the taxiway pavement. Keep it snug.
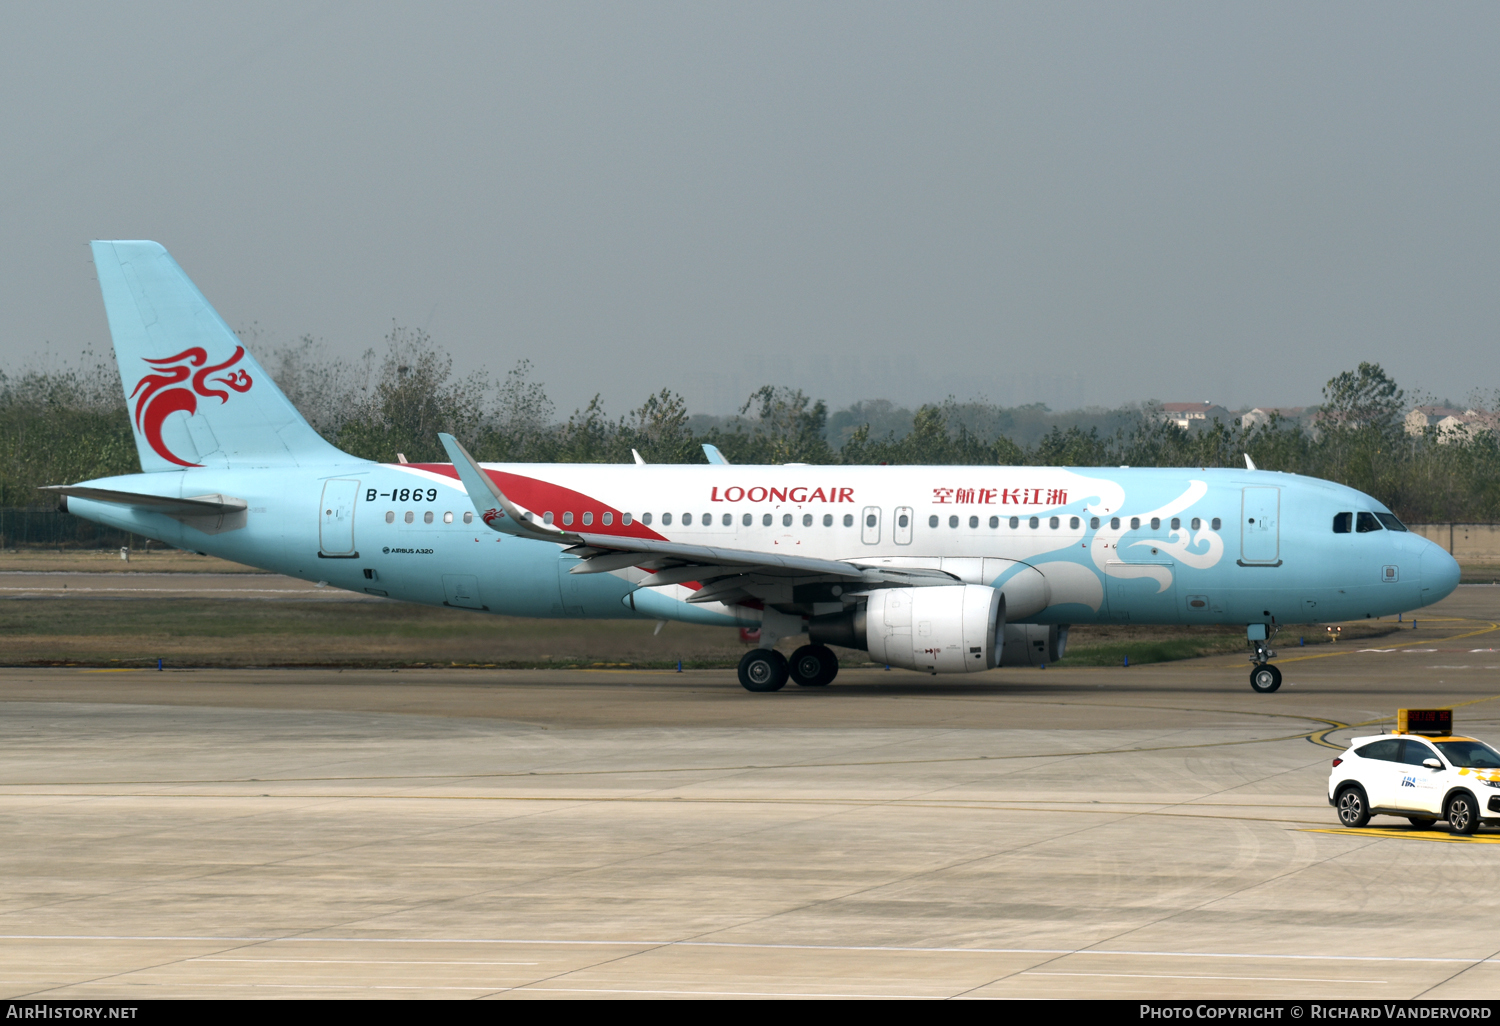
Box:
[2,587,1499,999]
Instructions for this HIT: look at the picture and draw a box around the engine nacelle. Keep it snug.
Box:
[858,585,1004,673]
[998,624,1069,667]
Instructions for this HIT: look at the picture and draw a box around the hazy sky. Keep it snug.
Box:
[4,3,1498,415]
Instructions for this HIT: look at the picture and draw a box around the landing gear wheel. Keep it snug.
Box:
[789,644,838,686]
[1446,792,1480,835]
[1407,817,1437,829]
[1249,664,1282,693]
[1336,786,1370,828]
[738,649,789,693]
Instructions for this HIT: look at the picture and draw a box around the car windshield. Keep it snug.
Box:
[1435,740,1500,768]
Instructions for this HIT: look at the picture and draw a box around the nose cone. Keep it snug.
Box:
[1419,542,1461,606]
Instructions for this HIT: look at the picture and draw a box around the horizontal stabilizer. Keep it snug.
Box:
[42,485,247,516]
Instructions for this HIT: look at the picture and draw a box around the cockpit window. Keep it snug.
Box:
[1435,741,1500,768]
[1356,512,1383,533]
[1332,512,1352,534]
[1375,513,1407,532]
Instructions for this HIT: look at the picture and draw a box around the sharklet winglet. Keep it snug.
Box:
[436,433,580,543]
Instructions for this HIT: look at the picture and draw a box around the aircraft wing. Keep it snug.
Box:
[436,433,953,603]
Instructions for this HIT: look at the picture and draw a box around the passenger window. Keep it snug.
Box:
[969,515,979,528]
[1070,517,1080,529]
[681,513,692,526]
[662,513,672,526]
[1356,512,1383,533]
[582,512,593,526]
[1190,517,1200,530]
[723,513,732,527]
[463,511,473,524]
[1090,517,1100,529]
[641,512,651,525]
[1009,516,1020,529]
[1049,516,1059,529]
[603,512,613,525]
[743,513,752,527]
[1170,517,1179,530]
[844,514,854,527]
[1150,517,1160,530]
[784,514,794,527]
[824,514,833,527]
[1332,512,1352,534]
[443,511,453,524]
[623,512,633,525]
[702,512,711,525]
[385,511,395,524]
[1028,516,1039,529]
[1356,739,1402,762]
[803,513,813,527]
[1399,740,1439,766]
[929,514,939,528]
[897,513,909,528]
[404,511,415,524]
[949,515,959,528]
[1375,513,1408,532]
[1110,517,1120,530]
[1130,517,1140,530]
[1211,517,1221,531]
[989,515,999,528]
[763,513,773,527]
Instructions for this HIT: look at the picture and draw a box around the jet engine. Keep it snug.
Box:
[998,624,1069,667]
[809,584,1004,673]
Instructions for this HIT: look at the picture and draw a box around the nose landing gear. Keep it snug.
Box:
[1250,663,1282,693]
[1247,623,1281,693]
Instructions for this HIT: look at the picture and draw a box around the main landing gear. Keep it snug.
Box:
[737,645,841,692]
[1247,622,1281,693]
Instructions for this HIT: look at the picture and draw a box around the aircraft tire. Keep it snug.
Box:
[790,644,838,687]
[1249,664,1282,693]
[739,649,789,692]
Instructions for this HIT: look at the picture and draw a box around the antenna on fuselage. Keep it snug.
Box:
[1244,454,1257,471]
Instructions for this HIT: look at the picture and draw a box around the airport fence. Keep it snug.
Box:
[1407,523,1500,561]
[0,508,134,550]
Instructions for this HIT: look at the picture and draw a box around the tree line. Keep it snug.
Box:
[2,327,1497,524]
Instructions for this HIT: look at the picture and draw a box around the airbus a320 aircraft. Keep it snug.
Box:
[50,242,1462,693]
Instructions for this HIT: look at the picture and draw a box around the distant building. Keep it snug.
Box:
[1434,410,1500,444]
[1405,405,1466,436]
[1158,402,1231,431]
[1241,407,1307,431]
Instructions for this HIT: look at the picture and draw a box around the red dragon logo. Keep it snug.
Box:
[130,346,253,467]
[481,507,504,524]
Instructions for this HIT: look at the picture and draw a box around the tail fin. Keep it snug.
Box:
[91,240,353,471]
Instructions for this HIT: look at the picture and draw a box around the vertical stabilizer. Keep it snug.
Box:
[91,240,353,471]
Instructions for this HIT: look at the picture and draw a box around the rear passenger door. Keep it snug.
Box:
[1353,738,1404,808]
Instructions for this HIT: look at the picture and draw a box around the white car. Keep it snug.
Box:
[1328,733,1500,834]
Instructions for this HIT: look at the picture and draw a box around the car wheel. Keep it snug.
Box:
[1249,665,1282,693]
[1407,817,1437,829]
[1336,785,1370,828]
[738,649,788,693]
[1446,792,1480,835]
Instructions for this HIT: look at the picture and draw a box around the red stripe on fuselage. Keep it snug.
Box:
[401,464,667,543]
